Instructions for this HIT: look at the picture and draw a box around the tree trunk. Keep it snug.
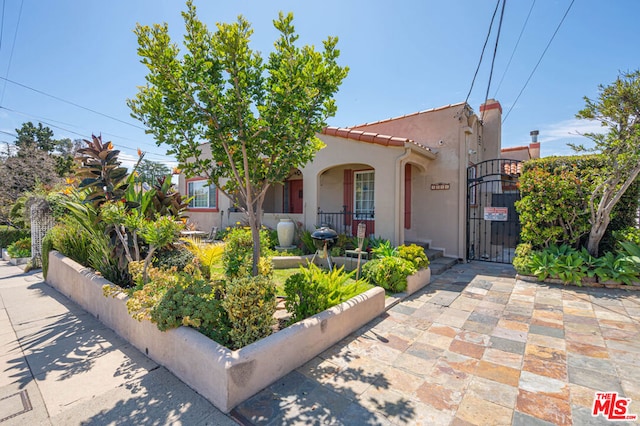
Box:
[246,206,261,277]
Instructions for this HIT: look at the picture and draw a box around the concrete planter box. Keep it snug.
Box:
[2,249,9,261]
[406,267,431,295]
[45,251,386,413]
[9,255,30,266]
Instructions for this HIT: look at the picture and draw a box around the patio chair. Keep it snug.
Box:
[202,226,219,243]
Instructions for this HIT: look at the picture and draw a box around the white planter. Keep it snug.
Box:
[276,218,295,247]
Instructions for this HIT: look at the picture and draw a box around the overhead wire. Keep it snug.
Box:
[464,0,502,105]
[0,76,146,130]
[0,105,172,154]
[493,0,536,98]
[502,0,575,124]
[0,0,23,106]
[480,0,507,122]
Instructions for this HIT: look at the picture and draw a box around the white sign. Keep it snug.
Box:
[484,207,508,221]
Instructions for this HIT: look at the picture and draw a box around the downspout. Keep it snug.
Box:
[394,147,412,246]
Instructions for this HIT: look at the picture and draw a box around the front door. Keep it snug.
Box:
[289,179,303,214]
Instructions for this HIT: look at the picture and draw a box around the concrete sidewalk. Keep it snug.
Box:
[0,260,236,425]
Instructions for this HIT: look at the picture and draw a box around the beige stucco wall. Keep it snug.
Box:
[301,134,406,244]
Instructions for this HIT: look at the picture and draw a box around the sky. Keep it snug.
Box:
[0,0,638,170]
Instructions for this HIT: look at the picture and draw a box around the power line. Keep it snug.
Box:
[0,76,146,130]
[502,0,575,124]
[493,0,536,98]
[0,0,23,106]
[0,0,5,50]
[0,107,174,162]
[465,0,502,105]
[481,0,507,122]
[0,105,170,151]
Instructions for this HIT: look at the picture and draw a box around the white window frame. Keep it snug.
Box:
[187,180,217,209]
[354,170,375,220]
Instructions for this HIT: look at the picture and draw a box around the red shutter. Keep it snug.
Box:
[344,169,353,225]
[404,164,412,229]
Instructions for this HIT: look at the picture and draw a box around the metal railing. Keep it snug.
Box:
[317,206,374,236]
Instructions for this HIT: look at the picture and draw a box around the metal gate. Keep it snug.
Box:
[467,159,522,264]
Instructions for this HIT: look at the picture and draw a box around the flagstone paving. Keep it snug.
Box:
[232,262,640,425]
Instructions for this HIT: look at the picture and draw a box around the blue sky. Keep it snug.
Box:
[0,0,637,169]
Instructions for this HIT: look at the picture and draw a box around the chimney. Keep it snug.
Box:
[478,99,502,158]
[529,130,540,159]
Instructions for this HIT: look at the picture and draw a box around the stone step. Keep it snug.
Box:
[429,256,459,275]
[424,248,443,261]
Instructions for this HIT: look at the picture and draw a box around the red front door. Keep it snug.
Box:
[289,180,303,214]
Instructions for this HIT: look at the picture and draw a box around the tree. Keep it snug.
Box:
[128,1,348,275]
[135,158,171,187]
[15,122,56,153]
[574,70,640,256]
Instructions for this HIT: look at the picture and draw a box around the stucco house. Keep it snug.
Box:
[179,99,503,261]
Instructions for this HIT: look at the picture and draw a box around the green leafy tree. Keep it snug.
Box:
[573,70,640,256]
[128,1,348,275]
[135,158,171,186]
[15,122,56,153]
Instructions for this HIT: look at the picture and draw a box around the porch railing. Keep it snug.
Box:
[317,206,374,236]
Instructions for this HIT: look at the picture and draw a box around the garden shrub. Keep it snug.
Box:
[142,267,231,345]
[398,244,430,269]
[284,263,370,325]
[371,240,398,259]
[512,243,533,275]
[7,237,31,258]
[222,226,272,278]
[361,256,416,293]
[0,226,30,249]
[46,222,95,269]
[222,275,277,349]
[520,243,640,286]
[517,155,640,251]
[152,246,196,272]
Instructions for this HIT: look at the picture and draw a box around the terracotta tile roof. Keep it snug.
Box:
[321,127,434,155]
[350,101,467,129]
[322,127,407,147]
[501,145,529,153]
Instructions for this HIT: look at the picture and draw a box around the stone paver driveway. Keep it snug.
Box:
[232,262,640,425]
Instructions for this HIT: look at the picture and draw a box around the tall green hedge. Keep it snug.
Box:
[517,154,640,252]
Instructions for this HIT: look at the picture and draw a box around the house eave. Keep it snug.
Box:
[406,142,437,160]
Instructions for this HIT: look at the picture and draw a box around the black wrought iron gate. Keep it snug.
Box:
[467,159,522,264]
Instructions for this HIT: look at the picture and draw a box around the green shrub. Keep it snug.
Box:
[593,252,638,285]
[613,227,640,246]
[7,237,31,258]
[152,247,195,271]
[284,263,370,324]
[512,243,533,275]
[361,256,416,293]
[222,227,272,278]
[0,226,30,250]
[371,240,398,259]
[517,155,640,251]
[142,267,231,345]
[398,244,429,269]
[222,275,277,349]
[46,222,94,268]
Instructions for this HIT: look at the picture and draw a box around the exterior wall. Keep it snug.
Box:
[302,134,406,244]
[350,101,501,258]
[177,101,502,259]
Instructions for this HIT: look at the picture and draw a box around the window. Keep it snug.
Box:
[354,170,374,219]
[187,180,217,209]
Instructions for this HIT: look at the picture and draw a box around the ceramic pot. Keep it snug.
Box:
[277,219,295,247]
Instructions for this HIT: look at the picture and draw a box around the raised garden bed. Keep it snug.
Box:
[45,251,386,413]
[516,273,640,290]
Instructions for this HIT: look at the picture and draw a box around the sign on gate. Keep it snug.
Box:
[483,207,508,221]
